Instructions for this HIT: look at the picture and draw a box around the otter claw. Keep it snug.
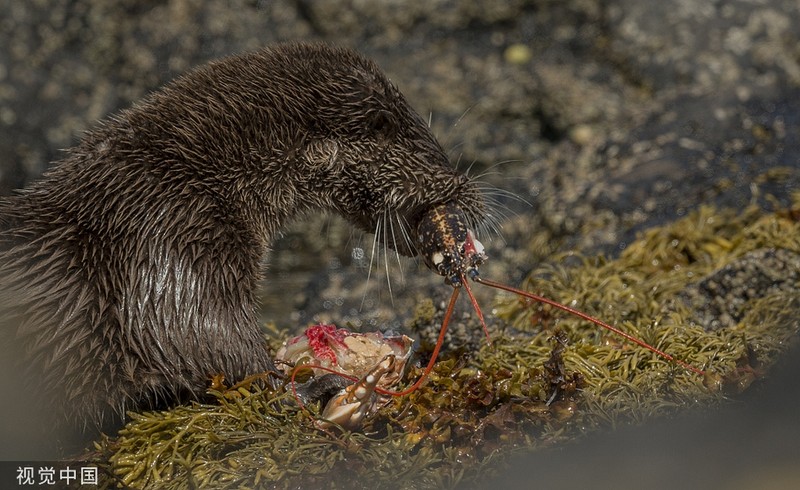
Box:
[317,355,396,430]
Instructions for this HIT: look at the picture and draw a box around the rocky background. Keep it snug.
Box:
[1,0,798,487]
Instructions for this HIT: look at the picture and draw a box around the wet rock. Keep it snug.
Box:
[681,248,800,330]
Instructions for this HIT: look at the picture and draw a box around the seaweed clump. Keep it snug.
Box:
[93,201,800,489]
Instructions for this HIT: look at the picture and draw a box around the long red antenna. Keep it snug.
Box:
[462,276,492,346]
[476,277,705,376]
[378,285,461,396]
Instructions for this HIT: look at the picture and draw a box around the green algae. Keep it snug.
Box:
[93,201,800,489]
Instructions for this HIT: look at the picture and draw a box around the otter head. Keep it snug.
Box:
[279,44,485,260]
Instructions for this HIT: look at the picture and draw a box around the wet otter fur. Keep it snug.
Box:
[0,42,484,453]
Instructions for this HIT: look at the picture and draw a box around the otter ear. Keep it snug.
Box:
[349,66,399,140]
[367,109,398,141]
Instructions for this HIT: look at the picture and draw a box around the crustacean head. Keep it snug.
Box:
[415,201,488,287]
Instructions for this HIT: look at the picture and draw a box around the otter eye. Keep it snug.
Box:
[368,110,397,140]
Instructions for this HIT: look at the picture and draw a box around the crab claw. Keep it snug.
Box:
[317,355,396,430]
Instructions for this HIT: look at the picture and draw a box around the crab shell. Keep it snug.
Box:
[275,324,413,389]
[276,324,414,429]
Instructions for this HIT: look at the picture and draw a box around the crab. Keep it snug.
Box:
[275,324,414,430]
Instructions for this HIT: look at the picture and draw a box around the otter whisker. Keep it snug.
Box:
[463,157,480,180]
[473,184,527,227]
[452,105,474,129]
[480,195,516,225]
[469,196,507,243]
[360,213,383,311]
[478,215,505,242]
[388,209,405,285]
[396,212,416,257]
[382,209,395,305]
[448,143,466,164]
[437,104,475,168]
[469,159,524,181]
[474,184,530,204]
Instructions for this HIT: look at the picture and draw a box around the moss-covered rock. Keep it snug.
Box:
[93,201,799,489]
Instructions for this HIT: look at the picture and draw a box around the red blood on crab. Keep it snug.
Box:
[276,324,414,380]
[303,324,348,365]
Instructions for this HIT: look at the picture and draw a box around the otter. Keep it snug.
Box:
[0,42,484,455]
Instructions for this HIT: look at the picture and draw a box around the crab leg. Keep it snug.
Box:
[317,355,397,430]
